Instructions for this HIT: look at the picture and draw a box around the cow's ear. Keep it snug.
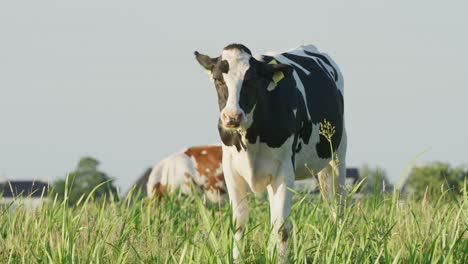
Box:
[194,51,218,71]
[257,60,293,79]
[270,63,293,76]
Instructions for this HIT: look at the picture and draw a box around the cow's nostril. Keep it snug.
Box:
[221,111,243,128]
[222,112,228,121]
[229,114,242,124]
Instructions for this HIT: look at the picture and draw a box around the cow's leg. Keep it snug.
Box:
[267,162,294,260]
[223,159,248,260]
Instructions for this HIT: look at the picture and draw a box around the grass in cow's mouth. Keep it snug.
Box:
[0,180,466,263]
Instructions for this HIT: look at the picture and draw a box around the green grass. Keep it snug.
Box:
[0,187,467,263]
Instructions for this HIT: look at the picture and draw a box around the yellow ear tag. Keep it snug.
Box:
[268,59,285,84]
[205,69,213,80]
[272,71,285,84]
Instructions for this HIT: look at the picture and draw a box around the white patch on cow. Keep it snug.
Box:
[205,168,210,173]
[214,162,224,177]
[275,54,310,75]
[223,136,295,194]
[201,150,208,155]
[216,180,224,188]
[294,123,330,179]
[147,151,196,198]
[188,155,208,185]
[205,189,224,205]
[221,49,251,123]
[147,146,228,204]
[286,45,344,94]
[243,104,256,129]
[290,69,311,120]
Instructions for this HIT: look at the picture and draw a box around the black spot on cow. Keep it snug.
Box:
[282,53,344,158]
[238,58,259,115]
[296,142,302,153]
[240,52,343,159]
[244,67,299,148]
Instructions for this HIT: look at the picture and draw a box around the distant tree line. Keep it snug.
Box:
[53,156,118,205]
[357,162,466,200]
[357,165,393,194]
[405,162,466,200]
[50,156,465,206]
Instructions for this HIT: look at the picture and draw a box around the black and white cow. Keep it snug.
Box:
[194,44,347,259]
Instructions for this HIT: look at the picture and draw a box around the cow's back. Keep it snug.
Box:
[184,145,226,203]
[282,45,343,93]
[147,145,227,204]
[147,151,195,197]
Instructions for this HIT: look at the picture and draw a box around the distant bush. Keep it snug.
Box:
[52,156,118,205]
[405,161,467,200]
[358,164,393,194]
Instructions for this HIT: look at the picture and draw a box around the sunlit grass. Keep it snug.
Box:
[0,183,466,263]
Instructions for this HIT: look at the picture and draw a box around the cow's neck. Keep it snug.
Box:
[245,76,300,149]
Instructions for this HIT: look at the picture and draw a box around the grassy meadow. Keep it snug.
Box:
[0,184,467,264]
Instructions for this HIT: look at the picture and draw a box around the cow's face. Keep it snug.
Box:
[195,44,292,130]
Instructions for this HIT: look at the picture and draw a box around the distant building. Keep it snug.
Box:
[0,180,50,209]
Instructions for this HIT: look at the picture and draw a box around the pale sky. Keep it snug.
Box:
[1,1,467,193]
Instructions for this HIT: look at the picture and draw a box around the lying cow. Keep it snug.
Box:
[195,44,347,259]
[146,145,227,204]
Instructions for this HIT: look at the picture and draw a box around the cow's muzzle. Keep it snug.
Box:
[221,111,244,129]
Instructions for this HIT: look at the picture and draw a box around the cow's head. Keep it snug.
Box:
[195,44,293,130]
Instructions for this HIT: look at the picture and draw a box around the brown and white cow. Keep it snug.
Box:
[146,145,227,204]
